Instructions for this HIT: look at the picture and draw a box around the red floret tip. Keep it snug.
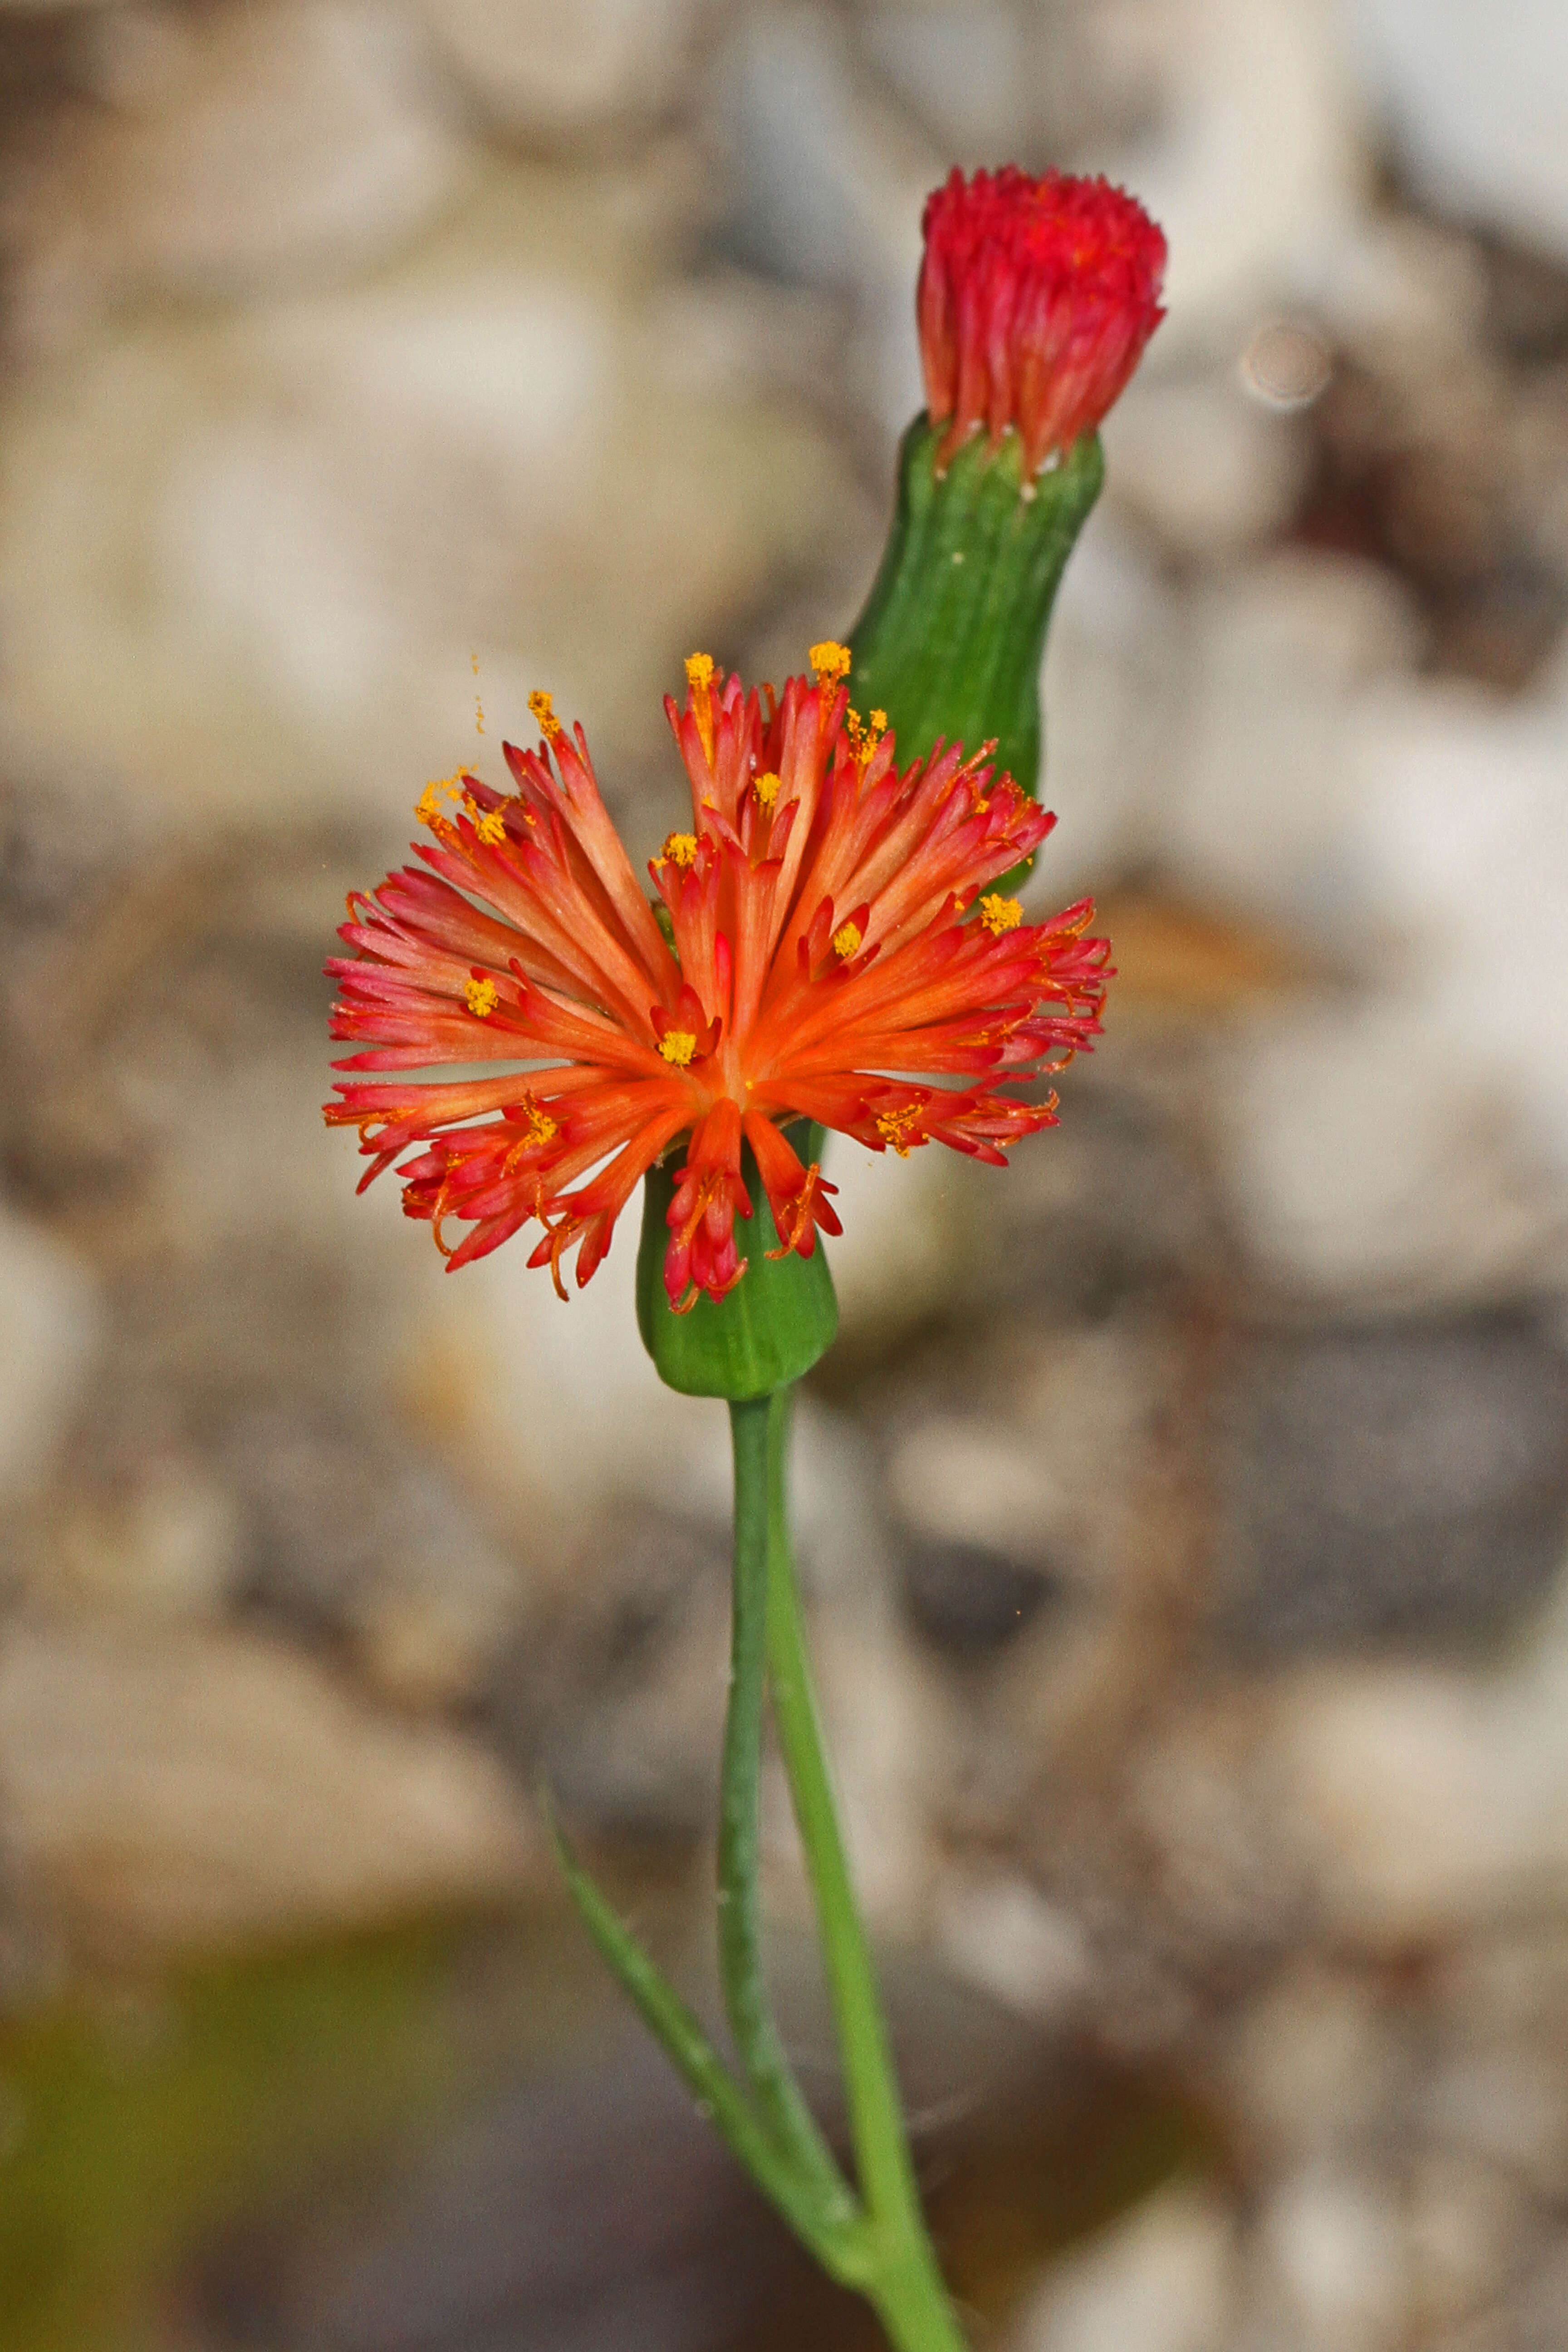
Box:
[918,166,1166,475]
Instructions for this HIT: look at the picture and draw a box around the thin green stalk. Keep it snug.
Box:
[721,1398,858,2230]
[762,1391,969,2352]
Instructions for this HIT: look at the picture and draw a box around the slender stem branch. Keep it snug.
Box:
[762,1390,969,2352]
[721,1398,858,2230]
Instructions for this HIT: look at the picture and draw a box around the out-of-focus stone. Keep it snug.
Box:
[1218,1964,1396,2172]
[4,0,466,349]
[0,1622,540,1956]
[714,4,931,439]
[933,1870,1093,2023]
[1346,0,1568,265]
[1006,2179,1240,2352]
[1160,548,1424,946]
[1266,1578,1568,1946]
[1035,517,1185,899]
[0,1206,101,1499]
[1247,2170,1411,2352]
[1351,671,1568,1188]
[421,0,705,143]
[1092,0,1370,357]
[43,1456,243,1620]
[1405,2152,1542,2334]
[1215,999,1568,1307]
[0,159,857,844]
[1213,1314,1568,1653]
[1102,368,1311,559]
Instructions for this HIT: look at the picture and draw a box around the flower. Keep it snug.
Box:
[325,648,1111,1313]
[919,166,1166,475]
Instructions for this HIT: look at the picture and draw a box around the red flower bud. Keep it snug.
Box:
[918,166,1166,475]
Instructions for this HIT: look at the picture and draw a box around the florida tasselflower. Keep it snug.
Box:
[325,645,1109,1314]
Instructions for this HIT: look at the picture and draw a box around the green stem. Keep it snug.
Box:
[721,1399,858,2230]
[848,415,1103,812]
[761,1391,969,2352]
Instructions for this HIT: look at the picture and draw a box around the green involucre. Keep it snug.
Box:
[636,1121,838,1399]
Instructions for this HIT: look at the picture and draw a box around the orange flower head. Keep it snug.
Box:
[919,167,1166,474]
[325,655,1112,1313]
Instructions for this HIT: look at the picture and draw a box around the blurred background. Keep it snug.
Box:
[1,0,1568,2345]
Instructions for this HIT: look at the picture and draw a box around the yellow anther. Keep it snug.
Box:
[416,769,468,825]
[528,689,564,741]
[980,892,1023,936]
[753,770,780,810]
[685,653,717,764]
[466,976,499,1019]
[876,1106,921,1158]
[832,921,863,960]
[659,1030,698,1067]
[662,831,698,868]
[842,705,886,772]
[505,1093,559,1166]
[475,808,508,846]
[809,640,851,686]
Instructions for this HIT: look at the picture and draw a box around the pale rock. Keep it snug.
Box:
[0,1208,102,1499]
[887,1415,1069,1566]
[1351,673,1568,1189]
[0,163,852,841]
[1087,0,1371,359]
[933,1870,1093,2022]
[1220,1964,1396,2171]
[1035,515,1186,898]
[1295,213,1489,369]
[1265,1579,1568,1946]
[715,5,932,438]
[6,0,466,348]
[1213,999,1568,1307]
[1007,2179,1239,2352]
[1405,2152,1541,2332]
[1102,369,1310,560]
[1248,2171,1411,2352]
[0,1622,540,1955]
[421,0,705,142]
[1159,548,1424,946]
[47,1458,243,1620]
[1346,0,1568,264]
[818,1136,966,1348]
[853,0,1125,168]
[1219,654,1568,1303]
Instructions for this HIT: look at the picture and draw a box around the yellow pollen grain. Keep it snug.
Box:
[870,708,887,734]
[662,831,698,868]
[466,975,499,1019]
[685,652,716,694]
[659,1030,698,1067]
[528,689,564,742]
[475,808,508,846]
[876,1106,921,1158]
[809,640,851,686]
[416,769,468,825]
[753,770,780,810]
[521,1096,557,1146]
[832,921,863,960]
[980,892,1023,936]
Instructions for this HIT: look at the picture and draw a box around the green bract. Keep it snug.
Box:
[636,1121,838,1399]
[848,417,1103,814]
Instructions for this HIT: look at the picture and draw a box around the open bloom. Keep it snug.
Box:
[325,647,1110,1311]
[919,166,1166,475]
